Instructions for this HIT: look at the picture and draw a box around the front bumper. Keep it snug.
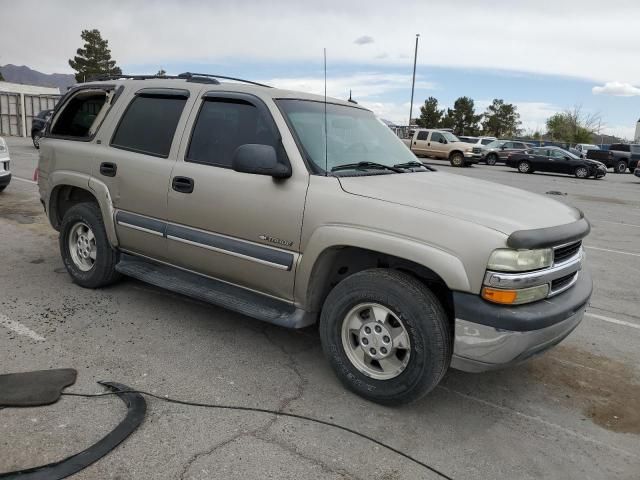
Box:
[0,171,11,187]
[451,269,592,372]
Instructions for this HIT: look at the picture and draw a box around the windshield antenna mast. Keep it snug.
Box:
[323,48,328,176]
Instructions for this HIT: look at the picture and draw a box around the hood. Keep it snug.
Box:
[338,171,582,235]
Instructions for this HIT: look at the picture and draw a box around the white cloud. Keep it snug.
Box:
[601,125,636,140]
[592,81,640,97]
[263,73,435,100]
[358,101,421,125]
[1,0,639,83]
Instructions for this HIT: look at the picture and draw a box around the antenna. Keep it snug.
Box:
[324,48,328,176]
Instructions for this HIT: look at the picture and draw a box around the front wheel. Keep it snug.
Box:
[450,152,465,167]
[486,154,498,166]
[319,269,451,405]
[575,166,589,179]
[59,202,121,288]
[517,160,532,173]
[615,161,627,174]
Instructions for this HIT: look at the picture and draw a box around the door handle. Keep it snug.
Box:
[413,141,416,145]
[427,142,431,146]
[99,162,117,177]
[172,176,194,194]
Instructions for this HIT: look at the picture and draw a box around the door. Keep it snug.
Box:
[428,131,448,158]
[412,130,429,155]
[546,149,569,173]
[166,93,308,300]
[94,88,193,261]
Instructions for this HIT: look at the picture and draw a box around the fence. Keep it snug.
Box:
[0,91,60,137]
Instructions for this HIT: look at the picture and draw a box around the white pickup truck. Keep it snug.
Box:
[403,129,478,167]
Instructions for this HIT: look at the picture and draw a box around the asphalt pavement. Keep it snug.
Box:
[1,137,639,479]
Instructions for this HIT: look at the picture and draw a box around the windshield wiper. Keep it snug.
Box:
[393,161,425,169]
[331,162,404,173]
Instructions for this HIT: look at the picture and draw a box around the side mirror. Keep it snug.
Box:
[500,145,506,150]
[440,138,447,144]
[232,144,291,178]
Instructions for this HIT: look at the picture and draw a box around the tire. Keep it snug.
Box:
[486,154,498,166]
[517,160,532,173]
[615,161,627,174]
[574,166,589,179]
[450,152,465,168]
[32,132,41,149]
[0,185,6,193]
[59,202,121,288]
[319,269,452,405]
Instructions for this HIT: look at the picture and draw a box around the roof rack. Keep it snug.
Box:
[178,72,272,88]
[87,72,271,88]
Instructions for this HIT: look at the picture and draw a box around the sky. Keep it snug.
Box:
[2,0,639,139]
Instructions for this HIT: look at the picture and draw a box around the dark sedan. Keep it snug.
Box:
[507,147,607,179]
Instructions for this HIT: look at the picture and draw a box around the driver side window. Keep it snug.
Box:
[430,132,444,143]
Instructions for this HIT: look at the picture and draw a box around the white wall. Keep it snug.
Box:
[0,81,60,95]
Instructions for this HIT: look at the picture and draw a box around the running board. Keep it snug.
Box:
[115,254,314,329]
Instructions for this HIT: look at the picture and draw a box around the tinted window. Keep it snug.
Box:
[611,144,630,152]
[431,132,445,143]
[51,92,107,138]
[187,98,281,168]
[503,142,514,148]
[416,131,428,140]
[481,139,493,145]
[515,143,527,149]
[631,145,640,154]
[111,95,187,157]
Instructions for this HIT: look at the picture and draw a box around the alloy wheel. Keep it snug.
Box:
[68,222,97,272]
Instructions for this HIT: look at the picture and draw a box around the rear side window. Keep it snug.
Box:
[50,91,108,138]
[481,139,493,145]
[186,98,282,168]
[111,94,187,158]
[416,131,428,141]
[611,144,630,152]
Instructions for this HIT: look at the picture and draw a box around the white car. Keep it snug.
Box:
[0,137,10,192]
[574,143,599,157]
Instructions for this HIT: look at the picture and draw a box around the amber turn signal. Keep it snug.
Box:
[481,287,518,304]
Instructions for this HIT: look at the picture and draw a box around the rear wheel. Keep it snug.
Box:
[59,202,121,288]
[575,166,589,179]
[615,161,627,174]
[450,152,465,168]
[319,269,451,405]
[32,132,41,149]
[518,160,532,173]
[486,154,497,166]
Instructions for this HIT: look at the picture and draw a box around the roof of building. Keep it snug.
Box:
[0,81,61,95]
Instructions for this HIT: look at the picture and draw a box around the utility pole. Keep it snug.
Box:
[408,34,420,129]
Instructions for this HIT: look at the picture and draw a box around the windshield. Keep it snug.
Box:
[581,144,598,150]
[631,145,640,154]
[486,140,505,149]
[277,99,418,172]
[558,148,580,159]
[442,131,460,143]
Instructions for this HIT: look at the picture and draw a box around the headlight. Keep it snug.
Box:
[487,248,553,272]
[0,138,7,152]
[465,147,473,152]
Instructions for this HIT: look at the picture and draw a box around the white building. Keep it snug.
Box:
[0,82,61,137]
[635,118,640,143]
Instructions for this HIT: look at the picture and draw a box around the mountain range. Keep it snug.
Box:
[0,64,75,92]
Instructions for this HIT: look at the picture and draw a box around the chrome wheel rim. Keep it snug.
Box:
[576,167,588,178]
[487,156,496,165]
[341,303,411,380]
[453,155,462,167]
[519,161,530,172]
[33,134,40,148]
[68,222,96,272]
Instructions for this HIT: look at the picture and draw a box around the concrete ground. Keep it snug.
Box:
[1,136,639,479]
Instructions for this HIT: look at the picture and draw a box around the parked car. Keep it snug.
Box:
[635,167,640,179]
[480,140,530,165]
[586,143,637,173]
[38,74,592,404]
[0,136,11,192]
[402,129,477,167]
[568,147,585,158]
[507,146,607,179]
[31,109,53,149]
[574,143,599,157]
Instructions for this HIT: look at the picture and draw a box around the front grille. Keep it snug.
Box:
[554,241,581,264]
[472,147,482,153]
[551,272,577,292]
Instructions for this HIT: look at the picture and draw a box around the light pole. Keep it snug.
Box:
[408,34,420,129]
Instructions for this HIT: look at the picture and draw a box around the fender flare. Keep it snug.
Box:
[295,225,471,309]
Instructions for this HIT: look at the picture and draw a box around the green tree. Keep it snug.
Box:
[444,96,482,136]
[482,99,521,137]
[545,107,599,144]
[68,29,122,82]
[416,97,443,128]
[0,70,4,81]
[156,68,166,76]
